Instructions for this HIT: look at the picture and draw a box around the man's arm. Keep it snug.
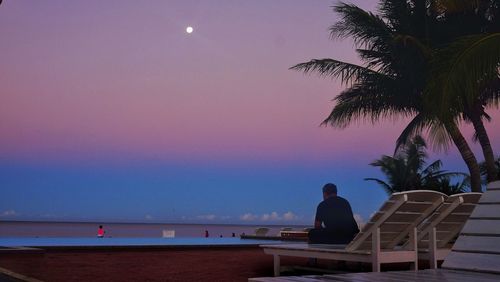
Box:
[314,204,322,228]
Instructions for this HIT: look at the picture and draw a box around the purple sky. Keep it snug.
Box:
[1,1,499,225]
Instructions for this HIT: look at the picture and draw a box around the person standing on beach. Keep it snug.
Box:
[97,225,105,238]
[308,183,359,244]
[204,230,209,238]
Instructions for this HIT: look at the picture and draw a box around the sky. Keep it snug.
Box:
[1,0,499,226]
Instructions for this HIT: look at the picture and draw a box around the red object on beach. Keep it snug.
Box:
[98,226,105,238]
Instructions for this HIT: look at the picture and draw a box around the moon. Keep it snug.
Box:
[186,26,193,34]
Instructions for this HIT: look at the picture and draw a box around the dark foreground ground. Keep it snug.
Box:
[0,246,300,282]
[0,246,423,282]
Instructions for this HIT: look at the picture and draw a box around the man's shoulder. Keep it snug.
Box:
[326,195,348,201]
[336,196,350,202]
[326,196,351,206]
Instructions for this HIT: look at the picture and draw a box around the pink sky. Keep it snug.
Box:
[0,1,498,223]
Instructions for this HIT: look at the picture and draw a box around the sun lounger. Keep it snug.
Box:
[261,190,446,276]
[250,181,500,282]
[409,192,481,268]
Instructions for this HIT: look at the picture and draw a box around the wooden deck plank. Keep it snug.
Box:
[249,269,500,282]
[442,252,500,273]
[322,274,398,282]
[452,235,500,254]
[487,181,500,190]
[437,269,500,280]
[460,219,500,234]
[478,190,500,203]
[324,274,384,282]
[470,204,500,218]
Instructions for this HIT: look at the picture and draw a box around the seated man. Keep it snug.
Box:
[308,183,359,244]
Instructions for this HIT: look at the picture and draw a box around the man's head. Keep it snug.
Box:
[322,183,337,199]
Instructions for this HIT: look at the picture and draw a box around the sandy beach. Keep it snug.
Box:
[0,246,306,282]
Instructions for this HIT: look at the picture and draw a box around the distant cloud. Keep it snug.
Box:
[0,210,17,217]
[240,213,258,221]
[261,212,280,221]
[241,211,300,222]
[145,214,153,220]
[197,214,216,220]
[283,211,298,221]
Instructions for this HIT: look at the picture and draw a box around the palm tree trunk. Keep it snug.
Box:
[445,122,482,192]
[467,102,498,182]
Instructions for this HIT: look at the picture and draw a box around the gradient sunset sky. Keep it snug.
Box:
[1,0,499,225]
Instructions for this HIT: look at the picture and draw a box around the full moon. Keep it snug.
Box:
[186,26,193,34]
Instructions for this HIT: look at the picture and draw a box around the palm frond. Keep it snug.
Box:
[395,113,429,153]
[331,3,392,48]
[421,160,444,176]
[426,33,500,113]
[425,120,454,152]
[290,59,377,86]
[378,0,412,30]
[323,73,419,128]
[324,88,416,128]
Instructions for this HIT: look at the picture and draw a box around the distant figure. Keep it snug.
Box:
[219,234,223,238]
[204,230,209,238]
[308,183,359,244]
[232,232,236,237]
[97,225,105,238]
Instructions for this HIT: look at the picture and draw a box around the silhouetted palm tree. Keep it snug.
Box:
[291,1,484,191]
[480,155,500,182]
[424,1,500,183]
[365,136,469,195]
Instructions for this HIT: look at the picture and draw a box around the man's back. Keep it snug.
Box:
[315,196,359,242]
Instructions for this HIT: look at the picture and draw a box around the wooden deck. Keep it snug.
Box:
[249,269,500,282]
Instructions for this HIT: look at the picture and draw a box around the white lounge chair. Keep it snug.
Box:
[250,181,500,282]
[261,190,446,276]
[410,192,481,268]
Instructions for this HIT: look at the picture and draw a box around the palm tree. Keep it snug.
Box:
[480,155,500,182]
[424,1,500,182]
[433,177,471,196]
[365,136,469,195]
[291,1,484,191]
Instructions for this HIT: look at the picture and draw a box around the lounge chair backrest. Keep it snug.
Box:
[415,192,481,249]
[442,180,500,273]
[346,190,445,252]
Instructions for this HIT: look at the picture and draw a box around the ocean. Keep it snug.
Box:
[0,221,310,238]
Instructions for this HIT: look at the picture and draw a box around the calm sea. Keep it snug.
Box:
[0,221,309,238]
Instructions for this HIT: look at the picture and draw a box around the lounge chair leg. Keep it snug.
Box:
[429,227,437,269]
[372,227,381,272]
[273,255,280,276]
[409,227,418,271]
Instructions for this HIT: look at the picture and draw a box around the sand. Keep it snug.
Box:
[0,246,305,282]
